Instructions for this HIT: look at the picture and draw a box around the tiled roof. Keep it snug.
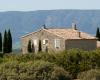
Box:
[44,28,96,39]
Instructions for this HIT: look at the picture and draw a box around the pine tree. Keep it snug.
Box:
[7,29,12,53]
[0,32,2,52]
[38,40,42,52]
[27,40,32,53]
[3,30,8,53]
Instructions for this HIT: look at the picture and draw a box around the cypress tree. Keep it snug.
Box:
[45,46,48,53]
[8,29,12,53]
[38,40,42,52]
[32,43,35,53]
[0,32,2,52]
[96,27,100,40]
[3,30,8,53]
[27,40,32,53]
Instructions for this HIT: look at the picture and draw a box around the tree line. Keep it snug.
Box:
[0,29,12,54]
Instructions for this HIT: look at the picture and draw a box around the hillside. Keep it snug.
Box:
[0,10,100,48]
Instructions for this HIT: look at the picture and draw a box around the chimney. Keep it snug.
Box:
[42,24,47,29]
[72,23,77,30]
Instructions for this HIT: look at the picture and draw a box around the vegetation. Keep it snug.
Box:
[27,40,35,53]
[32,43,35,53]
[3,29,12,54]
[96,27,100,40]
[3,30,8,53]
[78,69,100,80]
[0,57,72,80]
[38,40,42,52]
[27,40,32,53]
[7,29,12,53]
[0,32,2,52]
[0,49,100,80]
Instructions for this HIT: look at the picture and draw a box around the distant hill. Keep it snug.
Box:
[0,10,100,49]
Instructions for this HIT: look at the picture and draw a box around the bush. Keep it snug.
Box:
[1,49,100,79]
[3,53,34,63]
[78,69,100,80]
[0,59,71,80]
[51,67,72,80]
[0,61,19,80]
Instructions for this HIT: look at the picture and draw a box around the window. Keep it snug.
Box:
[55,39,60,49]
[43,39,48,45]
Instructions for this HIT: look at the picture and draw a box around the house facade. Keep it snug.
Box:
[21,24,97,54]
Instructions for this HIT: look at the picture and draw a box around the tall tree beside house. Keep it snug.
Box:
[96,27,100,40]
[32,43,35,53]
[7,29,12,53]
[0,32,2,52]
[38,40,42,52]
[3,30,8,53]
[45,46,48,53]
[27,40,32,53]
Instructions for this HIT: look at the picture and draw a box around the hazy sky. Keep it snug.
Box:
[0,0,100,11]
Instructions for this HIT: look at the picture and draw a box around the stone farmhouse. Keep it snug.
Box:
[21,23,97,54]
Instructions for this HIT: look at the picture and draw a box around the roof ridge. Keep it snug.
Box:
[21,28,96,40]
[21,29,42,38]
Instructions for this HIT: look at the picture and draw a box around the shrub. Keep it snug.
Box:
[0,59,71,80]
[51,67,72,80]
[0,61,19,80]
[34,52,57,62]
[1,49,100,79]
[77,69,100,80]
[3,53,34,63]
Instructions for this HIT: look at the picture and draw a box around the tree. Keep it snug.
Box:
[32,43,35,53]
[0,32,2,52]
[7,29,12,53]
[96,27,100,40]
[27,40,32,53]
[45,46,48,53]
[3,30,8,53]
[38,40,42,52]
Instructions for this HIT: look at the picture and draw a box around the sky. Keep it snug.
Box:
[0,0,100,11]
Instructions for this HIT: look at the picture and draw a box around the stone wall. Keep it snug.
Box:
[21,29,65,54]
[65,39,97,50]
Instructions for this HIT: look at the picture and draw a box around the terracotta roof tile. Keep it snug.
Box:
[44,28,96,39]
